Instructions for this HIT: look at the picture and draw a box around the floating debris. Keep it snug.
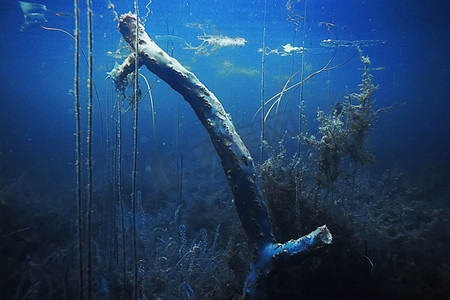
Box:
[19,1,72,31]
[259,43,305,56]
[219,60,259,76]
[156,33,246,56]
[106,50,130,60]
[185,34,247,56]
[320,39,386,48]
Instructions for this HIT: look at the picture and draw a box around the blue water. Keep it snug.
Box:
[0,0,449,299]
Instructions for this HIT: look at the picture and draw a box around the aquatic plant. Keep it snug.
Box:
[298,49,390,194]
[250,46,350,132]
[259,140,307,242]
[0,175,76,299]
[112,189,249,299]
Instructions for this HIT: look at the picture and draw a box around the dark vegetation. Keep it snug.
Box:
[260,53,450,299]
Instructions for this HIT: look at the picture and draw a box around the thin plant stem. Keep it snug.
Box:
[40,25,105,147]
[132,2,140,300]
[73,0,83,298]
[86,0,94,299]
[298,0,308,151]
[117,96,126,299]
[139,73,157,149]
[259,0,267,161]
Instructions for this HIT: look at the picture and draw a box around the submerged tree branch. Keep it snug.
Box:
[109,12,332,299]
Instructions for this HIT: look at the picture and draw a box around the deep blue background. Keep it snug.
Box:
[0,0,449,191]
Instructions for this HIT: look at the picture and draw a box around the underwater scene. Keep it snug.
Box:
[1,0,449,299]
